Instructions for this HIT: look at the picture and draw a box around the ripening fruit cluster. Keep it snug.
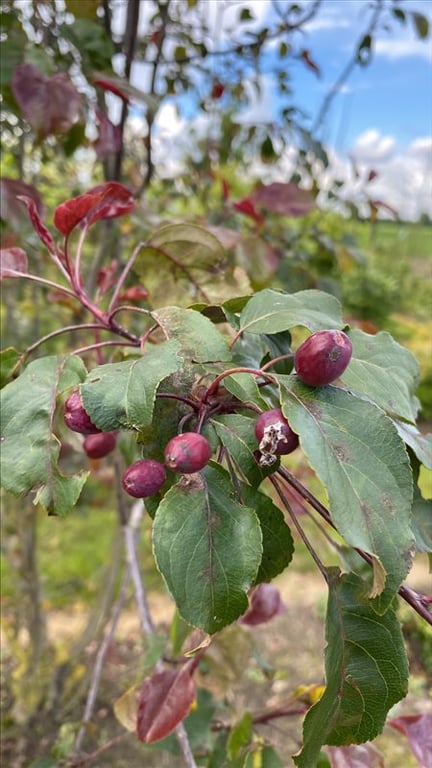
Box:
[63,330,352,494]
[63,391,213,499]
[254,329,353,465]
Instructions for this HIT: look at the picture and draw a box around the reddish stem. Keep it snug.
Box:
[204,366,275,401]
[276,465,432,627]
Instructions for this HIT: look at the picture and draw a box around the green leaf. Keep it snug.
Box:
[394,421,432,469]
[246,745,284,768]
[211,413,269,487]
[356,34,372,65]
[0,355,86,497]
[223,372,269,410]
[151,306,231,362]
[80,340,182,432]
[240,8,254,21]
[133,223,251,308]
[152,463,262,633]
[411,11,429,39]
[238,289,344,337]
[340,329,420,423]
[227,711,253,759]
[0,347,20,387]
[294,570,408,766]
[34,467,89,517]
[278,377,414,611]
[411,496,432,552]
[240,483,294,583]
[170,610,193,657]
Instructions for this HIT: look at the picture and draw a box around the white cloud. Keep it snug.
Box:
[323,133,432,220]
[351,129,397,164]
[375,38,432,61]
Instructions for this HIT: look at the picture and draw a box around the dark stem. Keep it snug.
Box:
[140,0,172,191]
[72,568,131,756]
[270,474,328,579]
[276,466,432,626]
[312,1,383,133]
[113,0,141,181]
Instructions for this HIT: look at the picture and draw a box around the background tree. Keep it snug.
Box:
[1,2,431,767]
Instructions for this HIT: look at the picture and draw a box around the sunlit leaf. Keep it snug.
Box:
[53,182,135,236]
[151,306,231,362]
[80,340,182,432]
[340,329,420,423]
[279,376,414,610]
[134,223,251,308]
[238,289,344,336]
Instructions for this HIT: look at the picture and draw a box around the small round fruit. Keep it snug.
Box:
[294,329,352,387]
[64,390,101,435]
[83,432,117,459]
[164,432,212,474]
[121,459,166,498]
[254,408,299,456]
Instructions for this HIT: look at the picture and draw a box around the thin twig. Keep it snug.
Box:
[270,475,328,580]
[123,501,156,637]
[72,568,131,757]
[108,241,147,312]
[312,1,382,133]
[276,465,432,626]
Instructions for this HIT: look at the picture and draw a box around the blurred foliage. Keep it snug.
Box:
[1,1,431,765]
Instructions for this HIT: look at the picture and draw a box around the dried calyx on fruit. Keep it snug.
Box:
[254,408,299,467]
[122,459,167,498]
[64,389,101,435]
[83,432,117,459]
[294,329,352,387]
[164,432,212,474]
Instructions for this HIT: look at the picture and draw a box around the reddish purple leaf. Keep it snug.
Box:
[96,260,118,295]
[94,108,122,159]
[250,183,315,217]
[92,76,131,103]
[136,662,196,743]
[300,49,321,77]
[388,714,432,767]
[118,285,149,302]
[11,63,82,141]
[16,195,56,254]
[369,199,399,220]
[0,247,28,278]
[53,182,135,236]
[0,178,43,225]
[233,197,265,226]
[327,743,384,767]
[221,177,230,202]
[239,583,286,626]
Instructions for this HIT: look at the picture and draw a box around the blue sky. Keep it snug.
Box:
[282,0,432,151]
[117,0,432,219]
